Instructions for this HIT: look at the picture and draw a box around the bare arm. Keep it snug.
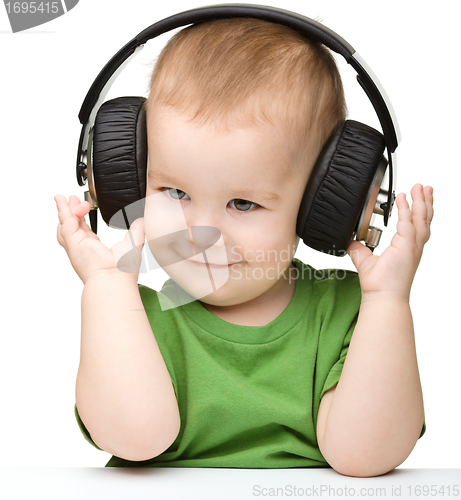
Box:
[55,194,180,461]
[77,273,180,461]
[317,184,433,477]
[317,297,424,477]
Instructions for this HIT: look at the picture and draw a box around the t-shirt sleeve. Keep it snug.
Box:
[320,311,357,401]
[74,404,103,451]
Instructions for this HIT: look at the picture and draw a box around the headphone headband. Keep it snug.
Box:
[79,4,398,147]
[77,3,398,224]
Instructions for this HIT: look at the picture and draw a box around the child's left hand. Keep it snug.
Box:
[347,184,434,302]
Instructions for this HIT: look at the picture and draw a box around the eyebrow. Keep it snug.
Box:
[148,169,280,201]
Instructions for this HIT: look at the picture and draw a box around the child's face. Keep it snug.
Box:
[144,108,309,308]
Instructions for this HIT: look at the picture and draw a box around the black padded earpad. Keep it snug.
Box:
[92,96,147,228]
[296,120,385,255]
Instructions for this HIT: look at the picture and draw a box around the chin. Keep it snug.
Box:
[162,260,230,298]
[200,281,275,309]
[199,288,246,308]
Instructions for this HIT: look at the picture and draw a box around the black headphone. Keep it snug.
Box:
[76,3,399,255]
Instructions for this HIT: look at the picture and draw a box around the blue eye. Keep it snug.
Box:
[230,199,258,212]
[165,188,190,200]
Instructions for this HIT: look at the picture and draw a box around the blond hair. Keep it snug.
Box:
[146,18,347,176]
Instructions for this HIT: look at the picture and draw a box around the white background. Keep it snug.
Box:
[1,0,459,469]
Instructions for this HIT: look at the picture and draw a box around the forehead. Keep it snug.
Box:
[146,106,301,189]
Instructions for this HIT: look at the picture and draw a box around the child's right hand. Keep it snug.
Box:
[54,194,145,285]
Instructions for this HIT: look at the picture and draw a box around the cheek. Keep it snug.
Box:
[236,231,297,264]
[228,208,299,259]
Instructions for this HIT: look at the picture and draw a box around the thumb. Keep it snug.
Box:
[347,240,372,272]
[113,218,146,274]
[127,217,145,249]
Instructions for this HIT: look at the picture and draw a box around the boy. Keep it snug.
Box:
[55,17,433,477]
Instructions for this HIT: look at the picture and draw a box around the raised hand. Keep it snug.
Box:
[54,194,145,284]
[347,184,434,302]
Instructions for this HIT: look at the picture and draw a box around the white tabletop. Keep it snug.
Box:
[1,467,460,499]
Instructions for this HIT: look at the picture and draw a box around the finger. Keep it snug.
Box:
[68,195,81,209]
[64,194,93,233]
[73,200,91,219]
[54,195,64,246]
[77,209,97,237]
[424,185,434,224]
[395,192,416,243]
[68,195,91,219]
[347,239,373,272]
[410,183,424,200]
[396,192,413,222]
[130,217,145,237]
[56,223,66,248]
[126,217,145,249]
[65,195,94,237]
[112,218,146,274]
[55,194,86,245]
[54,194,74,225]
[410,184,430,246]
[410,183,427,221]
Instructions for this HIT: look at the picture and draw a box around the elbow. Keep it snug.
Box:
[80,405,181,462]
[323,447,415,478]
[328,459,398,478]
[76,377,182,462]
[96,416,181,462]
[319,437,418,478]
[104,434,178,462]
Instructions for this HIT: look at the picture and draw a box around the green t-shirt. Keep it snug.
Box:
[75,257,425,467]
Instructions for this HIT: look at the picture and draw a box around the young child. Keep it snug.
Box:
[55,17,433,477]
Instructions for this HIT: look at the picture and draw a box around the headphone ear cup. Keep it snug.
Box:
[92,96,147,228]
[296,120,385,255]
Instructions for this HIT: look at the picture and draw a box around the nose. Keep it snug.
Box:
[144,194,227,267]
[182,204,226,260]
[187,225,222,255]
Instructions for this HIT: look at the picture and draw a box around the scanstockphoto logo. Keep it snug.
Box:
[3,0,79,32]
